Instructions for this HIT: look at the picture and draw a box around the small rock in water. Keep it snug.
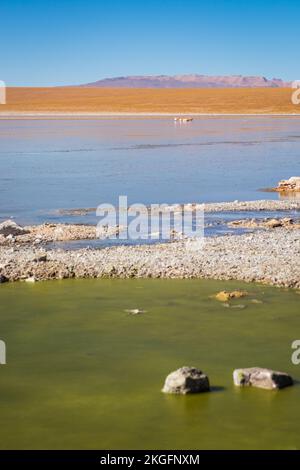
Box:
[162,366,210,394]
[214,291,231,302]
[251,299,263,304]
[214,290,248,302]
[233,367,293,390]
[124,308,146,315]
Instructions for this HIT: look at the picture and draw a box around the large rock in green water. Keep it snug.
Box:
[233,367,293,390]
[162,366,210,394]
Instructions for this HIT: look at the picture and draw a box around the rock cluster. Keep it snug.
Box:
[277,176,300,193]
[162,366,293,394]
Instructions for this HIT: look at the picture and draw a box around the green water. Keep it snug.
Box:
[0,278,299,450]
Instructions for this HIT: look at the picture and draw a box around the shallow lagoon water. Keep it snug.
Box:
[1,118,300,224]
[1,118,300,450]
[0,278,299,450]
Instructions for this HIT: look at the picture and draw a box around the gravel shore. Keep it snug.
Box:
[228,217,300,229]
[1,228,299,288]
[0,222,121,246]
[1,200,299,287]
[58,199,300,216]
[201,199,300,213]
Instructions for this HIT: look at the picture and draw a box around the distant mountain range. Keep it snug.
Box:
[78,74,291,88]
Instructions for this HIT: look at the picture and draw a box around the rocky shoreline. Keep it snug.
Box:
[228,217,300,230]
[0,221,121,246]
[1,199,299,287]
[0,228,299,288]
[58,199,300,216]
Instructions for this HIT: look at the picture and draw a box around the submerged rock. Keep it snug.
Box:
[214,290,248,302]
[124,308,146,315]
[162,367,210,394]
[222,303,246,309]
[215,291,231,301]
[233,367,293,390]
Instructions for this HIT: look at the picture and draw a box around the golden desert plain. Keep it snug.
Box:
[0,87,299,116]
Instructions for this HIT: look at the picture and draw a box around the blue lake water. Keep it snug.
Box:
[0,117,299,225]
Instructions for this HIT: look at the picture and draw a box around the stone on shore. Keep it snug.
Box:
[0,274,8,283]
[25,276,37,283]
[34,253,47,262]
[233,367,293,390]
[277,176,300,192]
[0,220,28,237]
[265,218,284,228]
[162,367,210,394]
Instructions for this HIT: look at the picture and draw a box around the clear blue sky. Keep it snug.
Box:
[1,0,299,86]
